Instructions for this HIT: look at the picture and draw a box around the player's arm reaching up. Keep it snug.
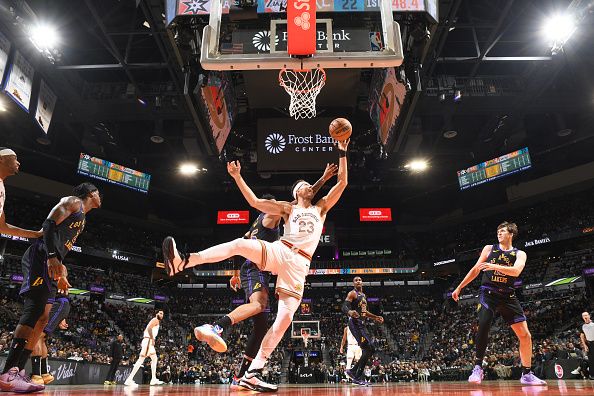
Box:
[452,245,492,302]
[228,161,292,217]
[307,163,338,200]
[316,139,349,216]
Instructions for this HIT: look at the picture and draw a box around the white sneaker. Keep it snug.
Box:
[194,324,228,352]
[124,379,138,386]
[239,370,277,392]
[150,379,165,385]
[571,367,581,375]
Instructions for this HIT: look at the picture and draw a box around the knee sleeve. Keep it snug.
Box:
[19,297,47,327]
[256,296,300,360]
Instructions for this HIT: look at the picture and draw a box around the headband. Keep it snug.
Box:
[292,181,309,199]
[0,149,16,157]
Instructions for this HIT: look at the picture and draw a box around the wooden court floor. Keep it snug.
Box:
[34,380,594,395]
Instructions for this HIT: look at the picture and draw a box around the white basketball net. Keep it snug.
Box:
[279,68,326,120]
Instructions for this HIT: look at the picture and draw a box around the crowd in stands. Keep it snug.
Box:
[1,186,594,384]
[3,185,594,265]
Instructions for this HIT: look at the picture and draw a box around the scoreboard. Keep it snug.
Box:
[77,153,151,193]
[457,148,532,190]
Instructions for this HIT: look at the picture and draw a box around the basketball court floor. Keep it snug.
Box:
[30,381,594,395]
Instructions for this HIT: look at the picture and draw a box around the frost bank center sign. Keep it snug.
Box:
[257,118,339,172]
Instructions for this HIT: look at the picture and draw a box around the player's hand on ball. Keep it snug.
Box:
[323,163,338,181]
[337,138,350,151]
[57,276,71,295]
[227,160,241,179]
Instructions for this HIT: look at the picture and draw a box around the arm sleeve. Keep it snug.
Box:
[42,219,59,258]
[341,300,351,315]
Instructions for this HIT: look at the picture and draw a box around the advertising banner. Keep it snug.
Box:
[257,118,337,172]
[359,208,392,222]
[217,210,250,224]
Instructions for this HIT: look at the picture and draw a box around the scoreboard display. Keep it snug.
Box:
[77,153,151,193]
[457,148,532,190]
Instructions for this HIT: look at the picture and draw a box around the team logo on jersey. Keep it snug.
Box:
[254,282,262,290]
[32,277,44,287]
[295,283,303,292]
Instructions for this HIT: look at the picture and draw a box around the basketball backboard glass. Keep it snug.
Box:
[199,0,404,70]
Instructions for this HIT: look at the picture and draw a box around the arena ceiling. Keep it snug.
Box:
[0,0,593,223]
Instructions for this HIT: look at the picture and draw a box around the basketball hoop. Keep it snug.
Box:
[300,328,311,348]
[279,68,326,120]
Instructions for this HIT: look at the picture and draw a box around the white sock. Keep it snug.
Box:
[150,355,158,381]
[127,357,144,382]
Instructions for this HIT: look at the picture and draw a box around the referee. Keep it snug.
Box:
[580,311,594,380]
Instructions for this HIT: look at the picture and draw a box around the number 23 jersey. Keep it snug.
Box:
[282,205,324,257]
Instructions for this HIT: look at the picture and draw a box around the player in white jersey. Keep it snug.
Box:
[340,326,362,371]
[162,138,350,392]
[125,310,165,386]
[0,148,42,238]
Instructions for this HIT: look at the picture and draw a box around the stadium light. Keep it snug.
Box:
[404,159,429,172]
[180,163,198,175]
[179,163,207,175]
[29,23,59,51]
[542,13,577,54]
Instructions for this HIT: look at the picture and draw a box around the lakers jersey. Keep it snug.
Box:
[247,213,279,243]
[53,204,86,260]
[282,205,324,256]
[481,244,520,292]
[349,290,368,316]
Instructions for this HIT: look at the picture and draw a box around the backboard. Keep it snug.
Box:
[199,0,404,70]
[291,320,321,339]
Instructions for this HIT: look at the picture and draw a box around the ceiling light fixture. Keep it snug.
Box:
[542,13,577,55]
[29,23,59,51]
[404,159,429,172]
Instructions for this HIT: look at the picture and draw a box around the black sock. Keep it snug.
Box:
[522,366,532,375]
[18,349,33,371]
[31,357,41,376]
[214,315,232,331]
[41,358,48,375]
[2,338,27,373]
[237,356,253,378]
[474,360,483,367]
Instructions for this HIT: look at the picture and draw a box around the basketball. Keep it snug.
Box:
[329,118,352,142]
